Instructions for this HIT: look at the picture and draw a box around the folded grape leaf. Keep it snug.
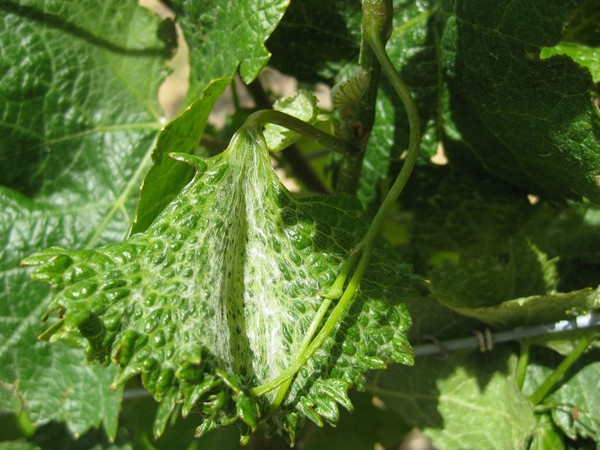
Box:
[368,349,536,450]
[23,126,414,443]
[437,287,600,330]
[429,236,600,329]
[407,168,600,328]
[0,0,174,438]
[133,0,291,231]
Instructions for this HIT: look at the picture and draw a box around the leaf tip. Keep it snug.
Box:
[168,152,208,172]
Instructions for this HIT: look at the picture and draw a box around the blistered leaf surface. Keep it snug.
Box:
[24,127,414,441]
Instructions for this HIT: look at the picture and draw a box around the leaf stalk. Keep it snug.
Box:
[243,109,355,156]
[335,0,393,194]
[529,334,594,406]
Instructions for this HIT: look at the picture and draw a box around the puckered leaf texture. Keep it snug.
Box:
[0,0,173,438]
[133,0,291,233]
[24,127,414,443]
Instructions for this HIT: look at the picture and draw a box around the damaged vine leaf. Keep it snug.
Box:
[23,124,414,443]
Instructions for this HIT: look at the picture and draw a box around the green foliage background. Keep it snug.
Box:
[1,0,599,448]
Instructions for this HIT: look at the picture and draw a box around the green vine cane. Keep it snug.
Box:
[247,0,421,405]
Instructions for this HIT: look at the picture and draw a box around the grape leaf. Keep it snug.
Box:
[130,78,231,235]
[440,0,600,201]
[171,0,289,98]
[529,414,565,450]
[524,348,600,443]
[427,217,600,329]
[23,126,414,443]
[437,287,600,330]
[0,0,173,438]
[263,90,320,152]
[541,43,600,83]
[547,359,600,442]
[266,0,360,83]
[368,349,536,450]
[405,168,600,328]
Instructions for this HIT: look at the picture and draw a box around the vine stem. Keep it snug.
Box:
[250,23,421,398]
[243,109,355,157]
[267,251,361,410]
[334,0,391,194]
[529,333,594,406]
[515,343,529,390]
